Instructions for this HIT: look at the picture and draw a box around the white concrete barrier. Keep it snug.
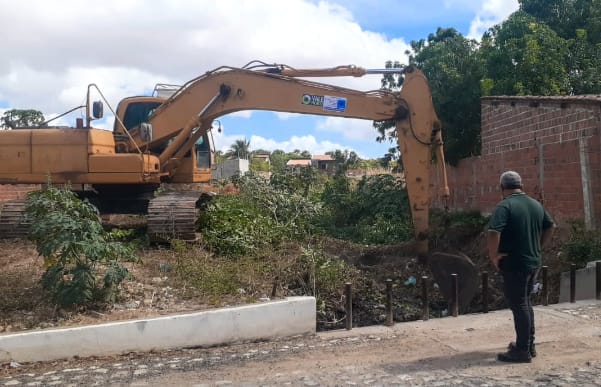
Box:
[559,260,600,302]
[0,296,315,363]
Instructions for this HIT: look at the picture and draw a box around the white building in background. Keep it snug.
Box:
[212,158,249,180]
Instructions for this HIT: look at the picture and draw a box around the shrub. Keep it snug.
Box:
[562,220,601,267]
[26,186,137,307]
[318,174,413,244]
[199,172,320,257]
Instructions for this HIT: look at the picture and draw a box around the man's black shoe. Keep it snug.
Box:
[497,347,532,363]
[508,342,537,358]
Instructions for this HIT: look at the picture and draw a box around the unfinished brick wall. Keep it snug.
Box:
[431,96,601,227]
[0,184,40,202]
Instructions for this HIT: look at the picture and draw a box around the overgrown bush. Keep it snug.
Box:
[278,245,359,322]
[170,239,356,315]
[318,174,413,244]
[562,220,601,267]
[199,172,320,257]
[26,187,137,307]
[170,240,266,300]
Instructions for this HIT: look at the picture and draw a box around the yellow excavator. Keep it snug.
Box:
[0,62,479,307]
[0,62,447,255]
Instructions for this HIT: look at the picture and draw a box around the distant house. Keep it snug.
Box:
[310,154,335,173]
[286,155,338,174]
[252,153,271,165]
[212,158,249,180]
[285,159,312,174]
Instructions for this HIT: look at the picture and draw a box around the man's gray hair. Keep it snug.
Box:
[500,170,522,189]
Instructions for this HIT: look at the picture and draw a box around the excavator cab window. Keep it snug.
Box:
[196,135,211,169]
[122,101,162,131]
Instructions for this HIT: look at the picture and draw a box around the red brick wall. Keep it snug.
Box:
[431,96,601,227]
[0,185,40,202]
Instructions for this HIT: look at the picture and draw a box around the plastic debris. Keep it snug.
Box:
[404,276,416,286]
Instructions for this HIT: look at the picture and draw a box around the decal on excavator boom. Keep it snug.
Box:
[301,94,347,112]
[301,94,324,106]
[323,96,347,112]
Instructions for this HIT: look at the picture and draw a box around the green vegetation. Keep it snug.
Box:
[187,170,411,318]
[562,220,601,267]
[199,172,320,257]
[25,186,138,307]
[318,174,413,244]
[1,109,45,129]
[379,0,601,165]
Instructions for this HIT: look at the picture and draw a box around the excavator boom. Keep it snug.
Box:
[1,63,449,258]
[122,64,448,255]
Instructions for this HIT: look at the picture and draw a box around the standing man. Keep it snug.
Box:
[488,171,554,363]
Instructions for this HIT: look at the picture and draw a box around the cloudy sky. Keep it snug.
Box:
[0,0,518,159]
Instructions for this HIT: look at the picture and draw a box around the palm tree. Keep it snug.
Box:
[225,138,251,159]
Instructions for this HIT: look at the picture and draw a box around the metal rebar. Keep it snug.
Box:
[345,282,352,330]
[570,264,576,303]
[595,261,601,300]
[421,276,429,321]
[482,271,489,313]
[542,266,549,306]
[385,279,393,326]
[451,273,459,317]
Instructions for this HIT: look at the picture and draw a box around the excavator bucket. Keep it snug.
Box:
[428,252,479,312]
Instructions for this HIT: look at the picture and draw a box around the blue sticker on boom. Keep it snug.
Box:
[323,96,347,112]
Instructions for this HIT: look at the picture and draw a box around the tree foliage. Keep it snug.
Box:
[567,28,601,93]
[481,11,570,96]
[378,28,483,165]
[1,109,45,129]
[25,187,137,307]
[517,0,601,94]
[519,0,601,41]
[376,0,601,165]
[326,149,360,172]
[225,138,251,159]
[318,174,413,244]
[409,28,483,165]
[199,172,320,257]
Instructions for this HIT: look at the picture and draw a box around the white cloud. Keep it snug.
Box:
[0,0,410,118]
[249,134,347,155]
[228,111,253,119]
[316,117,378,141]
[213,130,347,156]
[467,0,519,39]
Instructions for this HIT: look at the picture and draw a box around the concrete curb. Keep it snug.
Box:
[0,296,316,363]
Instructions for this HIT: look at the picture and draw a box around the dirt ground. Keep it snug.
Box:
[0,220,570,335]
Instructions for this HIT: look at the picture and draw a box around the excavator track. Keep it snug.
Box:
[147,191,202,242]
[0,200,30,239]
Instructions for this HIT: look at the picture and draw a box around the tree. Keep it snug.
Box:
[214,150,226,164]
[379,28,484,165]
[326,149,360,172]
[1,109,45,129]
[26,186,137,307]
[481,11,570,96]
[567,29,601,93]
[225,139,251,159]
[518,0,601,94]
[270,149,289,173]
[519,0,597,40]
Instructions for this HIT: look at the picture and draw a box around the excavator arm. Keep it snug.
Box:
[126,64,449,256]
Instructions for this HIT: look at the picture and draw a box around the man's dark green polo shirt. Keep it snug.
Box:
[488,192,554,271]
